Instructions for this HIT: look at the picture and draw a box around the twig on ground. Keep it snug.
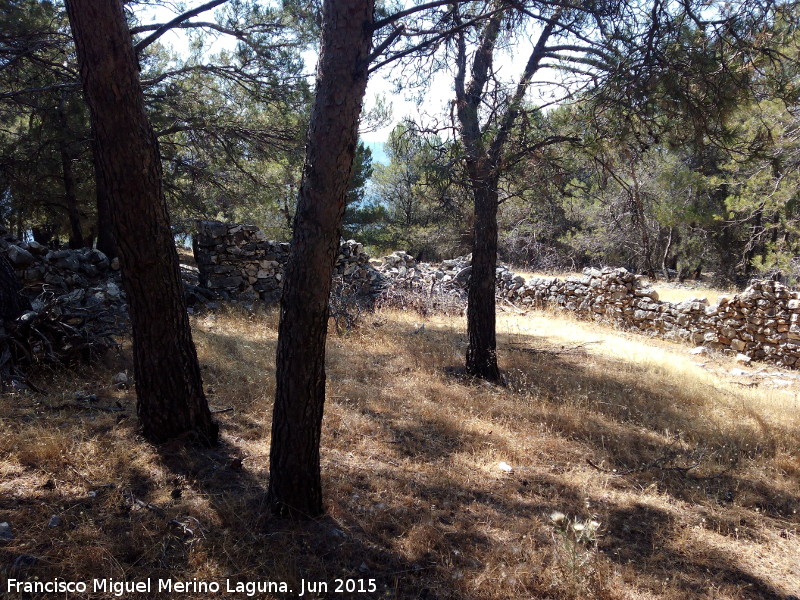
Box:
[507,341,602,356]
[44,402,125,413]
[122,490,167,517]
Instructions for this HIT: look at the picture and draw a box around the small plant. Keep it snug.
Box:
[329,276,370,334]
[375,282,466,316]
[548,511,605,598]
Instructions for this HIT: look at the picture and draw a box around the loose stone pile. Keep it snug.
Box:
[193,220,385,303]
[377,251,524,304]
[1,233,127,380]
[378,251,471,295]
[2,234,118,293]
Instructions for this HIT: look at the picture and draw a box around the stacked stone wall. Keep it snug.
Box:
[1,232,119,293]
[191,222,800,369]
[192,220,385,303]
[508,268,800,367]
[376,252,800,367]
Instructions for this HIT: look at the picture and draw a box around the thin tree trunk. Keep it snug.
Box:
[465,164,501,380]
[662,227,673,279]
[267,0,373,518]
[65,0,217,444]
[0,254,31,320]
[57,91,84,249]
[453,4,557,381]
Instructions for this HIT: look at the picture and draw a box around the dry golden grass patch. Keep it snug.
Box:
[1,304,798,599]
[640,280,738,305]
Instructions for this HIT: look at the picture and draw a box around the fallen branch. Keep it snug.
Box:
[2,287,128,387]
[507,341,601,356]
[499,299,527,314]
[122,490,167,517]
[587,449,736,480]
[44,401,125,413]
[68,465,116,489]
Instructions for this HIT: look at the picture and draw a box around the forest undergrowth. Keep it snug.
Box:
[0,305,798,599]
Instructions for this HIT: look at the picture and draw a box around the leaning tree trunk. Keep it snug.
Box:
[465,166,501,381]
[65,0,217,445]
[267,0,374,518]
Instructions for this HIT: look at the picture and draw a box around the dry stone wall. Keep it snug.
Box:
[377,252,800,367]
[192,222,800,369]
[1,232,119,293]
[508,268,800,367]
[192,220,385,303]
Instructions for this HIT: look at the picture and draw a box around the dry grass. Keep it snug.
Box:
[1,303,798,599]
[638,281,737,305]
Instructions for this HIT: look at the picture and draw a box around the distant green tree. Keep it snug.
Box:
[1,0,312,246]
[0,0,94,245]
[342,140,380,240]
[369,122,468,258]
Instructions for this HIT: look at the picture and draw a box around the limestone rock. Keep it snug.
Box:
[0,522,13,542]
[7,245,35,266]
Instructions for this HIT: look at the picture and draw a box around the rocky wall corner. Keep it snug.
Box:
[192,220,385,303]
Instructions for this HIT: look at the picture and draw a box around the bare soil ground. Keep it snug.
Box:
[1,305,798,599]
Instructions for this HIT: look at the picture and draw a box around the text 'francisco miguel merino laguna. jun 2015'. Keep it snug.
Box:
[6,576,380,597]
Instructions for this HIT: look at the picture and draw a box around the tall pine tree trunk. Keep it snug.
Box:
[267,0,373,518]
[92,128,118,258]
[453,6,505,382]
[454,4,556,382]
[465,164,501,381]
[65,0,217,444]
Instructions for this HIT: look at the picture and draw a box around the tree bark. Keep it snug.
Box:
[65,0,217,445]
[454,4,557,381]
[57,91,84,249]
[267,0,373,518]
[91,125,118,258]
[465,163,501,380]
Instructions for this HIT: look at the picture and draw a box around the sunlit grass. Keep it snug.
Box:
[0,304,797,599]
